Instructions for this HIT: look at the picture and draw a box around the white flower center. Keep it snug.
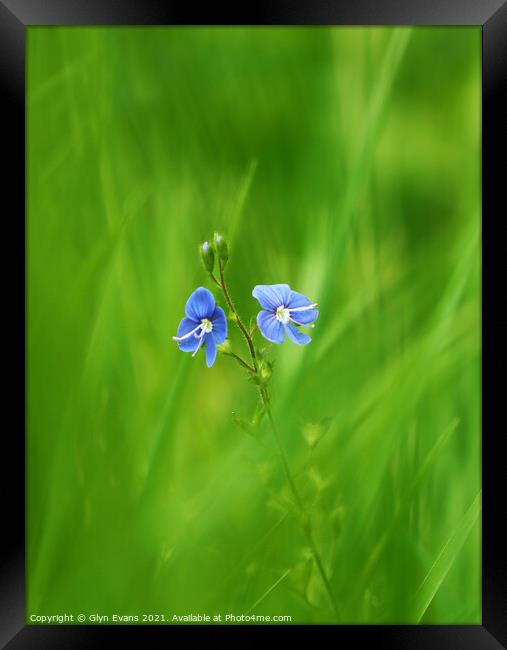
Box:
[275,306,290,325]
[200,318,213,334]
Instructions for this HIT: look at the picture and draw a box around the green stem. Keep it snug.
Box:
[217,265,339,619]
[225,352,256,375]
[219,262,258,371]
[264,406,303,510]
[261,388,339,619]
[209,272,222,288]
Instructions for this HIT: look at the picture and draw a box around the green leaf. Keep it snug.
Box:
[411,491,481,622]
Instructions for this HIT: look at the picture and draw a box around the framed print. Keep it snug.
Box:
[1,0,505,647]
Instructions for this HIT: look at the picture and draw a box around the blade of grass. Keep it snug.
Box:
[359,418,459,585]
[277,29,412,412]
[246,568,292,614]
[330,29,412,260]
[228,159,258,248]
[412,490,481,622]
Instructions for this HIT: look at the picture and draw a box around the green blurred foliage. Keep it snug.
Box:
[27,26,481,624]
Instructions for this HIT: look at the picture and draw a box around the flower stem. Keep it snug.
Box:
[209,272,222,288]
[217,265,339,620]
[224,351,256,375]
[260,387,340,620]
[218,262,258,372]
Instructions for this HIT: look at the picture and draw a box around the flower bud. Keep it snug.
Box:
[200,241,215,274]
[214,232,229,266]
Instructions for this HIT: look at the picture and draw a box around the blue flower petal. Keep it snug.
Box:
[185,287,216,321]
[252,284,291,311]
[287,289,313,309]
[287,289,319,324]
[175,317,201,352]
[286,323,312,345]
[257,310,285,344]
[289,308,319,325]
[211,306,227,344]
[205,333,217,367]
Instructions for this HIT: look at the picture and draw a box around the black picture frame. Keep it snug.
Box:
[1,1,505,647]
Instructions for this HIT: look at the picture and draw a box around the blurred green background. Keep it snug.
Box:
[27,27,481,624]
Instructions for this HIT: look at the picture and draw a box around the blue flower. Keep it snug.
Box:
[252,284,319,345]
[172,287,227,367]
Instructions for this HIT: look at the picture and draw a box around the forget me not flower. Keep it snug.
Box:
[252,284,318,345]
[172,287,227,367]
